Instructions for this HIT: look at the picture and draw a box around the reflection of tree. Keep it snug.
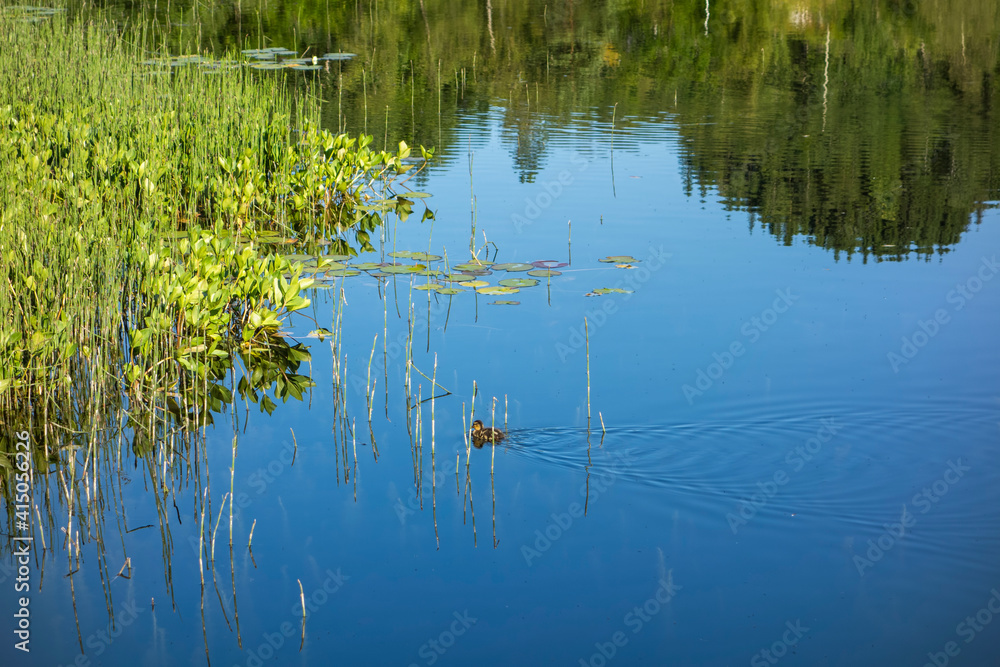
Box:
[115,0,1000,259]
[502,109,548,183]
[667,0,1000,260]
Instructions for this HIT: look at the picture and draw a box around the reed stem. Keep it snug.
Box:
[585,317,591,426]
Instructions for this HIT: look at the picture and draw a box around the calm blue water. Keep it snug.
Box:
[6,3,1000,666]
[11,104,1000,667]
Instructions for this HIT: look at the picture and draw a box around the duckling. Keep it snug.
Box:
[470,419,505,447]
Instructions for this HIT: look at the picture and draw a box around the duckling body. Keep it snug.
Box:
[470,419,505,447]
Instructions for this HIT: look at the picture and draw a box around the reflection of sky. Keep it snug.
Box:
[13,103,1000,667]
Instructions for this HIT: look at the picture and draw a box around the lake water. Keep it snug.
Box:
[5,1,1000,666]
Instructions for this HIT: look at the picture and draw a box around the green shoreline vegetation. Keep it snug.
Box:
[0,8,431,606]
[0,9,431,414]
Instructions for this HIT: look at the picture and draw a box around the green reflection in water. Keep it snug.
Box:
[95,0,1000,259]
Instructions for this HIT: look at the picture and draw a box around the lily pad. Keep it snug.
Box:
[388,250,441,261]
[307,328,333,339]
[599,255,640,263]
[453,261,493,271]
[441,273,475,282]
[353,262,386,271]
[325,268,360,277]
[532,260,568,269]
[315,261,349,271]
[170,55,210,67]
[491,262,534,272]
[499,278,539,288]
[320,52,358,61]
[200,63,242,73]
[527,269,562,278]
[301,265,338,274]
[414,283,444,291]
[585,288,633,296]
[476,286,519,295]
[437,287,464,295]
[318,253,351,262]
[464,280,490,288]
[402,192,432,198]
[490,300,521,305]
[381,264,427,274]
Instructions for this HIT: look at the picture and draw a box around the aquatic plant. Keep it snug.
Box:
[0,10,431,636]
[0,11,433,409]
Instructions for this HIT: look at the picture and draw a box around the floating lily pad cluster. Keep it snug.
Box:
[143,49,357,72]
[275,251,571,300]
[276,250,658,302]
[398,257,567,297]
